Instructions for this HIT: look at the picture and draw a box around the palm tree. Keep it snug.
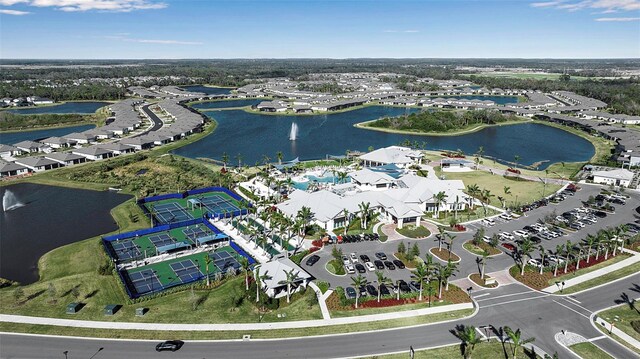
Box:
[446,233,457,261]
[375,271,390,303]
[331,245,343,263]
[204,255,213,287]
[432,191,448,218]
[575,245,584,271]
[436,226,446,251]
[436,263,447,298]
[584,234,597,264]
[222,152,229,170]
[235,153,243,168]
[538,245,546,275]
[455,325,482,359]
[337,171,348,184]
[411,263,430,301]
[254,268,271,303]
[276,151,283,165]
[503,326,535,359]
[351,274,369,309]
[296,206,314,237]
[480,189,494,216]
[518,238,535,276]
[358,202,371,229]
[466,184,480,209]
[240,257,251,291]
[342,209,350,235]
[554,244,564,277]
[564,241,573,274]
[279,269,300,304]
[480,250,491,279]
[426,284,436,307]
[444,260,458,291]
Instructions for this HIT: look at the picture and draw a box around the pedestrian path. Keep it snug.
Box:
[542,253,640,293]
[0,302,473,331]
[308,282,331,320]
[593,314,640,350]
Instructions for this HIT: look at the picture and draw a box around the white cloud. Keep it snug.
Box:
[0,8,30,14]
[0,0,166,12]
[531,1,566,7]
[595,16,640,20]
[530,0,640,12]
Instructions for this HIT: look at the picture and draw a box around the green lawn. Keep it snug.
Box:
[597,302,640,344]
[569,342,613,359]
[0,309,474,340]
[561,261,640,294]
[396,224,431,238]
[331,298,450,318]
[463,241,502,256]
[362,340,541,359]
[436,169,562,208]
[548,254,631,287]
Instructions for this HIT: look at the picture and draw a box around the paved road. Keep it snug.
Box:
[1,275,638,359]
[139,104,163,134]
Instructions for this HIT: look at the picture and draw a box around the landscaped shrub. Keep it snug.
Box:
[311,240,323,247]
[309,246,321,253]
[631,320,640,334]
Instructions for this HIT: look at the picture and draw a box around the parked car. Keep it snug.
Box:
[374,260,385,270]
[379,284,391,296]
[513,230,529,238]
[529,236,542,244]
[392,259,406,269]
[547,255,565,265]
[345,264,356,274]
[384,261,396,270]
[482,235,492,243]
[366,284,378,297]
[345,287,357,299]
[349,253,358,263]
[375,252,387,260]
[365,262,376,271]
[499,213,513,221]
[156,341,184,352]
[355,263,366,273]
[502,243,516,252]
[305,254,320,266]
[527,258,543,268]
[359,254,371,262]
[482,218,496,226]
[342,255,350,266]
[499,232,515,241]
[398,280,411,293]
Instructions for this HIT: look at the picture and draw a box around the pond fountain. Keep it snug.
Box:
[2,190,24,212]
[289,122,299,141]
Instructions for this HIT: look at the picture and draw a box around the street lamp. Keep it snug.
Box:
[63,351,68,359]
[555,281,566,293]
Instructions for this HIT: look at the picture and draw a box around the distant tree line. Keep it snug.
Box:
[368,109,517,133]
[0,112,88,131]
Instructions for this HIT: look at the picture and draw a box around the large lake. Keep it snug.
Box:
[173,106,594,169]
[5,101,110,115]
[181,85,233,95]
[0,124,95,144]
[0,183,130,284]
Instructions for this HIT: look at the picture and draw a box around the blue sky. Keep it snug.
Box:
[1,0,639,59]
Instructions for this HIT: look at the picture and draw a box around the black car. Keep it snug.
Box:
[392,259,406,269]
[398,280,410,293]
[355,263,366,273]
[611,198,626,205]
[155,340,184,352]
[345,287,357,299]
[305,254,320,266]
[359,254,371,262]
[375,252,387,260]
[374,260,385,270]
[366,284,378,297]
[384,261,396,270]
[379,284,391,296]
[529,236,542,244]
[594,211,607,218]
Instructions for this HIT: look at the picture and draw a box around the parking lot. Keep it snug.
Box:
[300,184,640,291]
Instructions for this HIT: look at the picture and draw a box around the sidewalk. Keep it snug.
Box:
[308,282,331,320]
[593,315,640,351]
[542,253,640,293]
[0,303,473,331]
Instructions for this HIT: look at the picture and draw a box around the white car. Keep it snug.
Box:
[500,232,515,241]
[365,262,376,272]
[482,218,496,226]
[527,258,543,268]
[342,256,350,266]
[349,253,358,263]
[482,235,492,244]
[547,255,565,264]
[345,264,356,274]
[513,230,529,238]
[499,213,513,221]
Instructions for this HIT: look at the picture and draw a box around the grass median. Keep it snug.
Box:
[0,309,474,340]
[361,340,542,359]
[568,342,613,359]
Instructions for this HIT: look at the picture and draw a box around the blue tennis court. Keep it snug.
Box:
[199,194,241,214]
[148,233,174,249]
[129,269,162,295]
[170,259,203,283]
[182,226,210,241]
[152,202,194,224]
[111,240,141,261]
[210,251,241,272]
